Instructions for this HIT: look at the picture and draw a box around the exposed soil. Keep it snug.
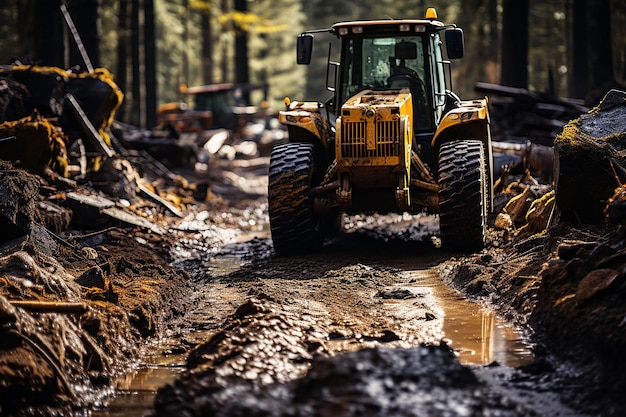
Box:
[1,153,626,417]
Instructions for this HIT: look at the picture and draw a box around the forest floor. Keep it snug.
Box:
[2,148,626,417]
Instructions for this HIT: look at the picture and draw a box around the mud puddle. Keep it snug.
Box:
[86,347,185,417]
[88,364,182,417]
[405,268,533,366]
[86,330,214,417]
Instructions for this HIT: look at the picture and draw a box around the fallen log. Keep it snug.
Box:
[475,82,589,113]
[138,181,183,218]
[475,82,589,146]
[62,191,166,234]
[65,92,115,158]
[554,89,626,223]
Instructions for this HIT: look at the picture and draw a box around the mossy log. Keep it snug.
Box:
[554,89,626,223]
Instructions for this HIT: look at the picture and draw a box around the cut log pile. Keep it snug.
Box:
[475,82,589,146]
[0,65,207,244]
[480,82,587,190]
[489,88,626,238]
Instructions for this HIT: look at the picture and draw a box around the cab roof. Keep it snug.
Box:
[331,19,445,36]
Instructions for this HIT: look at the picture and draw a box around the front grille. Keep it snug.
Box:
[340,118,400,158]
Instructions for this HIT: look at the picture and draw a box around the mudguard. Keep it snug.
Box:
[431,98,490,151]
[278,100,333,150]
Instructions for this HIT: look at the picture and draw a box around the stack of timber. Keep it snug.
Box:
[475,82,589,146]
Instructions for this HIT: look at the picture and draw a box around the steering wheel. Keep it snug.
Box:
[388,74,427,102]
[387,74,429,122]
[388,73,421,90]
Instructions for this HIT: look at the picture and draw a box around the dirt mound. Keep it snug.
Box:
[155,341,537,417]
[530,228,626,414]
[0,220,192,415]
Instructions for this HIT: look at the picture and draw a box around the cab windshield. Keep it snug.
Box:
[339,35,433,130]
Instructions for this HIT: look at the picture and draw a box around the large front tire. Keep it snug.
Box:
[438,140,487,251]
[268,143,325,255]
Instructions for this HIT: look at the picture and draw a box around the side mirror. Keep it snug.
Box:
[445,28,464,59]
[297,34,314,65]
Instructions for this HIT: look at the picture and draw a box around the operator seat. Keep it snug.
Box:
[387,41,429,127]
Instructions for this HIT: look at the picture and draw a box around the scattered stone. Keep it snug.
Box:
[576,268,620,301]
[494,212,513,230]
[373,288,417,299]
[75,266,106,289]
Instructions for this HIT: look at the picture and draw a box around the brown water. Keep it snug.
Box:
[407,268,533,367]
[87,351,186,417]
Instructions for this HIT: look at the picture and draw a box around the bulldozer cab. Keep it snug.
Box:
[339,35,434,132]
[297,19,464,135]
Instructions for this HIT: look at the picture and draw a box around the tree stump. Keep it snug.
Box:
[554,89,626,223]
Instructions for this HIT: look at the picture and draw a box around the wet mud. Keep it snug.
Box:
[2,155,626,417]
[148,210,586,417]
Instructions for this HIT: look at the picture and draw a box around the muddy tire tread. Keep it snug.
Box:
[438,140,487,251]
[268,143,323,255]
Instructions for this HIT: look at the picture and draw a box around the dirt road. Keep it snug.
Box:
[2,155,625,417]
[140,157,594,417]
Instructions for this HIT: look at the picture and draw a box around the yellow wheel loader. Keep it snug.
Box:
[269,8,493,255]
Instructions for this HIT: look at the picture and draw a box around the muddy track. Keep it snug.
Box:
[3,156,622,416]
[151,201,591,417]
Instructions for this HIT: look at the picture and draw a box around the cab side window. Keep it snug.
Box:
[430,33,446,123]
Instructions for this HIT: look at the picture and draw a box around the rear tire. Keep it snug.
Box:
[438,140,487,251]
[268,143,325,255]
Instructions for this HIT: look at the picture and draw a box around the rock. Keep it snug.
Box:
[576,268,620,301]
[76,266,106,289]
[88,156,140,202]
[373,288,417,299]
[494,212,513,230]
[0,165,39,244]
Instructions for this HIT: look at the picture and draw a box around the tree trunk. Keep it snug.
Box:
[555,90,626,223]
[116,0,128,121]
[34,0,64,67]
[570,0,587,98]
[144,0,156,128]
[221,0,229,82]
[67,0,101,70]
[488,0,499,79]
[586,0,614,92]
[201,9,213,84]
[234,0,250,91]
[571,0,614,101]
[182,0,189,87]
[131,0,142,127]
[500,0,529,88]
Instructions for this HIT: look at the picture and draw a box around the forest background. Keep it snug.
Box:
[0,0,624,129]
